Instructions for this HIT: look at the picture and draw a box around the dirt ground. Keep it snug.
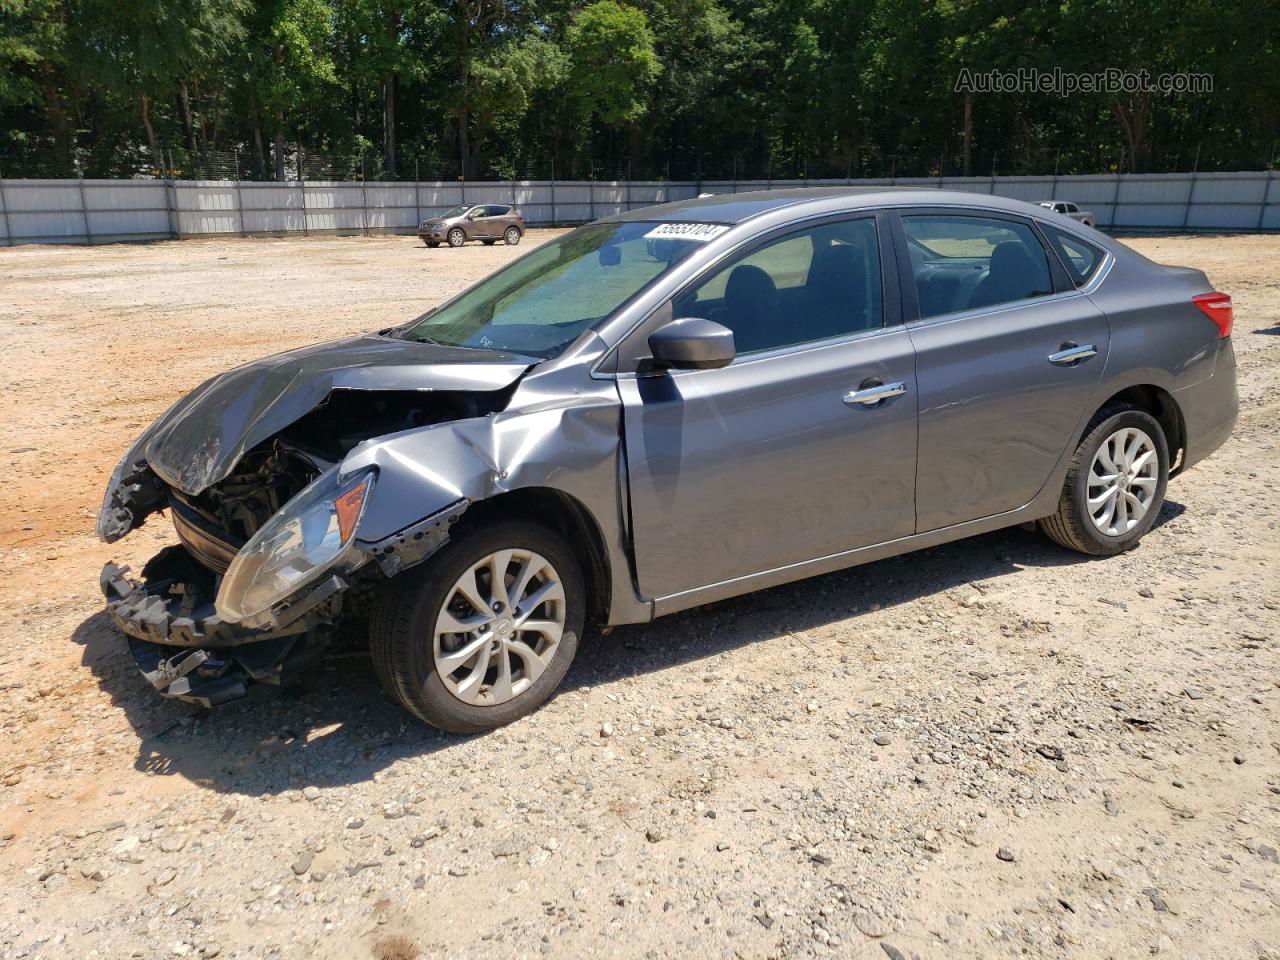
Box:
[0,231,1276,960]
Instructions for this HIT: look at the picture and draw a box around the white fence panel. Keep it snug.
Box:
[6,180,81,211]
[2,172,1278,244]
[9,209,85,242]
[175,182,238,236]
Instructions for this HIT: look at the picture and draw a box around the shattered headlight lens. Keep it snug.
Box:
[216,466,376,624]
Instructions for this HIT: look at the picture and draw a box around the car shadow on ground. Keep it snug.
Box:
[72,498,1185,798]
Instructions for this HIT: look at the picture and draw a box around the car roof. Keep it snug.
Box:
[608,186,1063,226]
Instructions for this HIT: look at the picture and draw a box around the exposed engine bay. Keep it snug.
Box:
[100,380,515,707]
[164,389,505,574]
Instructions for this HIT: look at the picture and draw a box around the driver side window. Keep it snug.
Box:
[672,218,883,357]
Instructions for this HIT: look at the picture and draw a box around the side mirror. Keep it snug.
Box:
[647,318,736,371]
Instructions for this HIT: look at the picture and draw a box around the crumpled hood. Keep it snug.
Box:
[142,334,532,495]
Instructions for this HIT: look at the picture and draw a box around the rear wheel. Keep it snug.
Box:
[1040,405,1168,555]
[370,521,584,733]
[504,226,522,246]
[447,228,466,248]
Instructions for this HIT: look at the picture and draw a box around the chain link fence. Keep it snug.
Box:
[6,136,1279,185]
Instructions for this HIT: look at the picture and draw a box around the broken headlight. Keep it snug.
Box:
[215,466,375,625]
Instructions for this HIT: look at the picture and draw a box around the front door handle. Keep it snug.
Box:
[1048,342,1098,366]
[843,380,907,407]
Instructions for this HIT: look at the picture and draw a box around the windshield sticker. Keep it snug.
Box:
[643,222,730,242]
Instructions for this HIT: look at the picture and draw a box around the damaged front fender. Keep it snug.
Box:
[342,340,650,624]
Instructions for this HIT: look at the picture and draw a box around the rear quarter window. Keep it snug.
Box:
[1041,224,1105,286]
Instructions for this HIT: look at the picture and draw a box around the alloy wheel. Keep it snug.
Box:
[1087,426,1158,536]
[432,549,566,706]
[504,227,521,245]
[448,228,465,247]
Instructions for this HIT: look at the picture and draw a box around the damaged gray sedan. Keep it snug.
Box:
[98,188,1237,733]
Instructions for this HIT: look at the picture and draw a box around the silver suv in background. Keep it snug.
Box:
[418,204,524,248]
[1040,200,1096,226]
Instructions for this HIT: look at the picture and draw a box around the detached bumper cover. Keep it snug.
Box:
[101,547,342,708]
[123,634,298,708]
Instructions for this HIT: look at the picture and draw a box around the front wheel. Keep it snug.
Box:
[447,228,466,248]
[1040,405,1169,556]
[504,227,522,246]
[370,521,584,733]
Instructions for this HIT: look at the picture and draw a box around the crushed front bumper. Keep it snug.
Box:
[101,546,341,708]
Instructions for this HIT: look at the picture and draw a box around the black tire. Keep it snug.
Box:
[1039,404,1169,556]
[504,226,522,246]
[424,241,440,248]
[447,228,466,248]
[369,521,585,733]
[482,238,497,245]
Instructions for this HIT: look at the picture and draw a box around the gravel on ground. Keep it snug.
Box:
[0,231,1276,959]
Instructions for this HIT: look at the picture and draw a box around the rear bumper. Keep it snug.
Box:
[1175,339,1238,473]
[101,546,341,707]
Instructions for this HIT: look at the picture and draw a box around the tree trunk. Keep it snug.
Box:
[41,62,72,166]
[140,94,158,167]
[273,112,286,181]
[459,105,471,179]
[253,126,267,180]
[1112,94,1150,172]
[383,11,402,176]
[383,74,398,176]
[179,82,197,153]
[458,13,472,180]
[197,80,214,147]
[962,93,973,177]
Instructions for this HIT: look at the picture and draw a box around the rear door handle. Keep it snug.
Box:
[843,380,907,406]
[1048,342,1097,366]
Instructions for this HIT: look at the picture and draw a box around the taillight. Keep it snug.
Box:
[1192,292,1233,338]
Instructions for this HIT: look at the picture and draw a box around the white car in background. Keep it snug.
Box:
[1040,200,1096,227]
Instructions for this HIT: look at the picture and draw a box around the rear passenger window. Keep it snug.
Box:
[902,215,1053,319]
[1041,224,1104,286]
[673,219,883,356]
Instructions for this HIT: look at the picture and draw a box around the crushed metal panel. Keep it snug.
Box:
[140,334,532,495]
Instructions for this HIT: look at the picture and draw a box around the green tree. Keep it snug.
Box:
[73,0,248,163]
[564,1,660,127]
[0,0,74,165]
[334,0,444,176]
[239,0,335,178]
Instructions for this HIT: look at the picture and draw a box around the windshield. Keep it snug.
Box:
[399,221,706,358]
[436,205,469,219]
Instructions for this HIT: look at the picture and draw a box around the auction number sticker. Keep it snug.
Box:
[643,222,731,242]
